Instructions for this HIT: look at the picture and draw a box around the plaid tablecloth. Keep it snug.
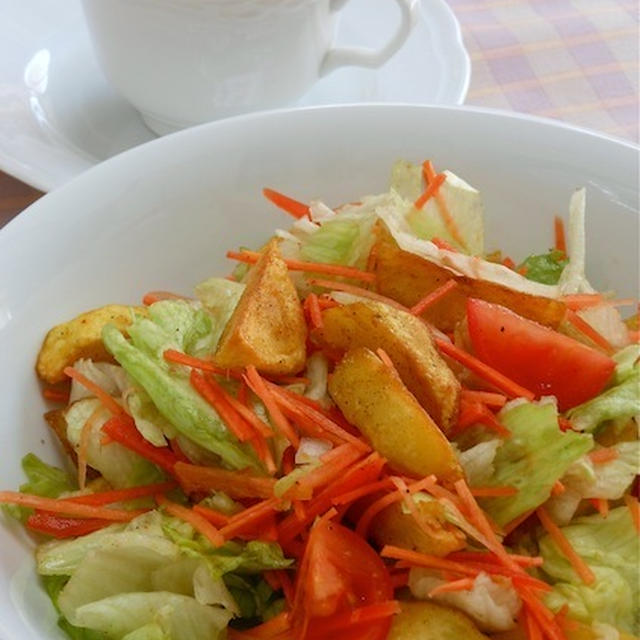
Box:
[448,0,639,142]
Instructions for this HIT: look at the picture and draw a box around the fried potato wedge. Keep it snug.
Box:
[328,347,462,481]
[388,601,489,640]
[214,239,307,375]
[371,499,465,556]
[492,622,638,640]
[315,301,460,431]
[374,223,566,332]
[44,408,77,466]
[36,305,143,384]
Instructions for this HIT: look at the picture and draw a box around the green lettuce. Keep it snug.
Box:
[612,344,640,384]
[480,401,593,526]
[102,324,258,471]
[540,507,639,633]
[193,277,244,350]
[567,367,639,433]
[122,624,169,640]
[517,250,568,285]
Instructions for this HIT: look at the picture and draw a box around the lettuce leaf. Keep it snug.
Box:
[540,507,639,633]
[122,624,169,640]
[102,324,258,471]
[567,367,639,433]
[613,344,640,384]
[517,250,568,285]
[193,277,244,350]
[480,402,593,526]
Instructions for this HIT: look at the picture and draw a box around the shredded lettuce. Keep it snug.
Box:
[125,387,176,447]
[68,360,129,405]
[540,507,639,633]
[613,344,640,384]
[122,624,169,640]
[193,277,244,351]
[567,367,639,433]
[300,218,361,265]
[457,440,501,486]
[102,324,258,471]
[303,352,330,407]
[480,401,593,526]
[517,249,568,285]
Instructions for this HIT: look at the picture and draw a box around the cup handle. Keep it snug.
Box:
[320,0,420,77]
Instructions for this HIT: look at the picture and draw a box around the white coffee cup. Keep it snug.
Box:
[81,0,420,135]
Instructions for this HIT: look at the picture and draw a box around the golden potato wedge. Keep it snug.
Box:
[36,305,144,384]
[371,499,465,556]
[374,223,566,332]
[328,347,462,481]
[388,601,489,640]
[492,622,638,640]
[315,301,460,432]
[214,239,307,375]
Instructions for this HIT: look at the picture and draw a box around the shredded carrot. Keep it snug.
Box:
[220,392,273,439]
[163,349,241,378]
[554,216,567,255]
[588,447,619,464]
[524,608,545,640]
[503,508,536,536]
[304,293,323,330]
[422,160,468,251]
[431,237,458,252]
[317,293,340,310]
[142,290,189,305]
[42,387,70,403]
[561,293,604,310]
[502,256,516,269]
[551,480,566,496]
[244,367,300,447]
[174,462,276,499]
[156,494,223,547]
[375,348,400,379]
[414,171,446,209]
[219,497,281,540]
[565,309,614,353]
[382,545,477,576]
[452,399,511,438]
[589,497,609,518]
[192,505,230,527]
[304,601,400,637]
[227,250,376,283]
[460,389,507,408]
[331,478,394,506]
[536,507,595,585]
[263,187,310,219]
[519,586,566,640]
[448,551,544,568]
[558,417,576,432]
[63,367,124,416]
[249,432,277,475]
[77,404,103,490]
[624,494,640,532]
[428,577,475,597]
[410,280,458,316]
[434,338,536,400]
[308,278,410,311]
[63,481,177,506]
[390,476,440,539]
[470,486,518,498]
[0,492,147,521]
[190,371,254,442]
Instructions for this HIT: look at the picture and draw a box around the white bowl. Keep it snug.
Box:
[0,104,638,639]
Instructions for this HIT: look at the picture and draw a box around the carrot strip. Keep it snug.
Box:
[448,551,543,568]
[551,480,566,496]
[220,392,273,439]
[63,481,177,506]
[190,371,254,442]
[565,309,614,353]
[519,587,565,640]
[590,497,609,518]
[156,495,223,547]
[452,400,511,438]
[309,279,410,312]
[414,172,446,209]
[460,389,507,408]
[470,486,518,498]
[219,497,281,540]
[422,161,467,251]
[263,187,310,219]
[503,508,535,536]
[77,404,103,490]
[554,216,567,255]
[428,577,475,596]
[227,250,376,283]
[42,387,70,404]
[63,367,124,416]
[192,505,231,527]
[304,293,323,330]
[382,545,477,577]
[304,601,400,637]
[561,294,604,310]
[376,348,400,379]
[502,256,516,269]
[525,608,544,640]
[163,349,241,378]
[0,492,147,521]
[431,237,458,252]
[331,478,395,506]
[174,462,276,499]
[434,338,536,400]
[410,280,458,316]
[142,291,189,305]
[26,512,112,538]
[624,494,640,532]
[588,448,619,464]
[537,507,595,585]
[244,367,300,447]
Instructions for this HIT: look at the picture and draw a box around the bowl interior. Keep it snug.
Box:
[0,105,638,639]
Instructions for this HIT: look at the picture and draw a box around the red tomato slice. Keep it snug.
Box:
[296,518,393,640]
[466,298,615,411]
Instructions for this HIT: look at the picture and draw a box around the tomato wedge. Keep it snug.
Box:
[294,518,393,640]
[466,298,615,410]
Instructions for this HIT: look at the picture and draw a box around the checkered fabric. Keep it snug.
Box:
[448,0,639,142]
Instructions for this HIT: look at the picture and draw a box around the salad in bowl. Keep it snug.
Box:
[1,159,638,640]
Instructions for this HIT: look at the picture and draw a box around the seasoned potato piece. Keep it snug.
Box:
[44,409,77,466]
[371,499,465,556]
[315,301,460,431]
[374,223,566,331]
[328,347,462,481]
[36,305,143,384]
[492,622,638,640]
[388,601,489,640]
[214,239,307,375]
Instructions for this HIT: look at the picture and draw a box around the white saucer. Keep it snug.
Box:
[0,0,470,192]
